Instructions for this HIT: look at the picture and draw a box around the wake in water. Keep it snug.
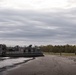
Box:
[0,57,33,72]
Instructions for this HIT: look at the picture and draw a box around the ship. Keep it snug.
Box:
[0,44,44,57]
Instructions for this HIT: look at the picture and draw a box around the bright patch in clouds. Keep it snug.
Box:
[0,0,70,10]
[67,0,76,8]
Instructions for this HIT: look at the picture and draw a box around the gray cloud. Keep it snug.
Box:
[0,8,76,46]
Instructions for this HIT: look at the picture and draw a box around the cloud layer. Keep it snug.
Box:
[0,0,70,10]
[0,0,76,46]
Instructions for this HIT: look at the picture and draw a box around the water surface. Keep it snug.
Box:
[0,57,32,74]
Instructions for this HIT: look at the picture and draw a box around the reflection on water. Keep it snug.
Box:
[0,57,33,73]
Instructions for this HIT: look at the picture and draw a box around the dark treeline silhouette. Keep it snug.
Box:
[39,44,76,55]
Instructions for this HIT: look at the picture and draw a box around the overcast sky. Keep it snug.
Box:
[0,0,76,46]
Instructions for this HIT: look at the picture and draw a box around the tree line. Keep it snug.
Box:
[39,44,76,54]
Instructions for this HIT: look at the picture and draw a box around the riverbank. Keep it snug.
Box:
[4,55,76,75]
